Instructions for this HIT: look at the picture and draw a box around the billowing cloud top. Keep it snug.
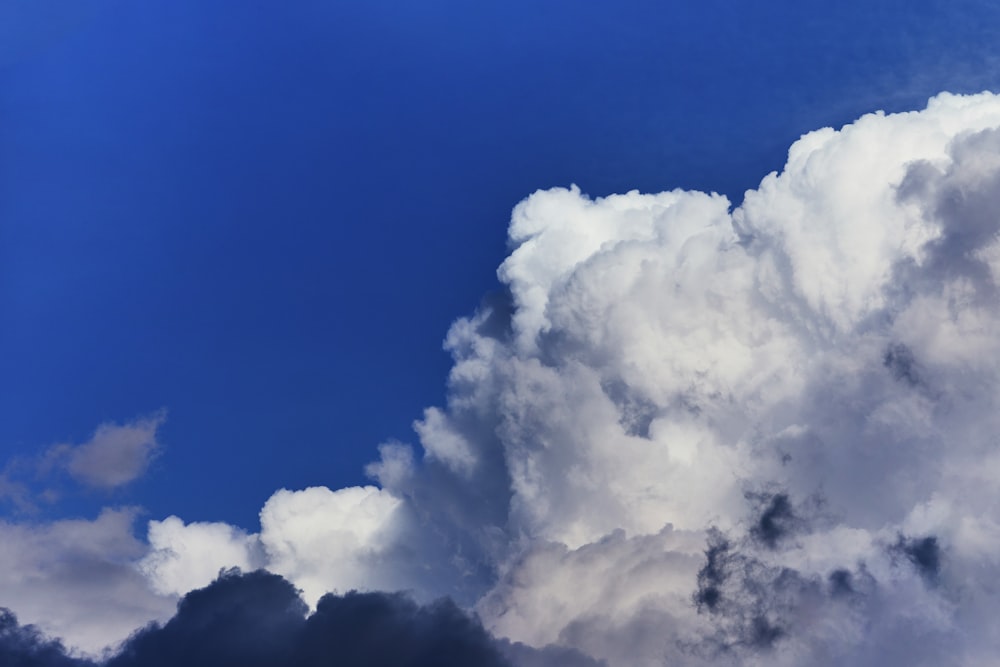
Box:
[8,92,1000,666]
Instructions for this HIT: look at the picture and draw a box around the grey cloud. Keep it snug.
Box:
[895,127,1000,301]
[746,492,800,550]
[691,528,816,656]
[693,529,732,614]
[685,493,961,666]
[826,568,855,596]
[497,640,607,667]
[0,412,166,515]
[883,342,921,387]
[0,508,176,654]
[51,411,166,490]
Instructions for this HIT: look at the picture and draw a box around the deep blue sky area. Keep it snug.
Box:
[3,0,1000,529]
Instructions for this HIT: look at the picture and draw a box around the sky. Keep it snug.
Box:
[5,1,1000,666]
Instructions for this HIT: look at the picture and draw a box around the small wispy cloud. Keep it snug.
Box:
[42,410,166,490]
[0,411,166,515]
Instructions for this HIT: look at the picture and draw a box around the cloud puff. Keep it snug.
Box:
[44,411,166,490]
[139,516,263,596]
[20,92,1000,666]
[139,485,415,607]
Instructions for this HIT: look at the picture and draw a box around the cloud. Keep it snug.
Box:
[476,525,708,666]
[379,90,1000,666]
[14,92,1000,665]
[0,465,36,513]
[3,569,520,667]
[0,608,96,667]
[0,413,177,653]
[139,485,419,607]
[891,534,942,582]
[0,508,175,655]
[139,516,263,596]
[44,411,166,490]
[106,570,309,667]
[0,411,167,516]
[5,568,592,667]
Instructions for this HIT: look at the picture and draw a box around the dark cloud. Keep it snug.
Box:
[693,528,731,613]
[687,514,959,666]
[883,343,920,387]
[691,495,866,658]
[107,569,307,667]
[686,497,956,664]
[747,492,799,550]
[692,528,797,653]
[105,569,515,667]
[295,589,510,667]
[2,568,599,667]
[0,569,538,667]
[827,568,854,596]
[496,639,607,667]
[0,609,95,667]
[892,535,942,582]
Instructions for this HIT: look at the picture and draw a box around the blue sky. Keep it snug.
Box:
[3,0,1000,529]
[10,2,1000,664]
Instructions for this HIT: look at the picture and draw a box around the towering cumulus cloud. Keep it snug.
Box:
[377,91,1000,666]
[13,92,1000,665]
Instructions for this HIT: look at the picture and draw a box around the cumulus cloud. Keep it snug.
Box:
[375,90,1000,666]
[139,516,263,596]
[139,485,418,607]
[16,92,1000,666]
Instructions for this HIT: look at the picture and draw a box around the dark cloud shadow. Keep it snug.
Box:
[891,535,942,583]
[0,608,96,667]
[6,569,596,667]
[106,569,512,667]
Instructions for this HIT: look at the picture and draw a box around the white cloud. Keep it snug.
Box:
[139,516,263,596]
[139,484,414,610]
[402,91,1000,665]
[258,485,407,605]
